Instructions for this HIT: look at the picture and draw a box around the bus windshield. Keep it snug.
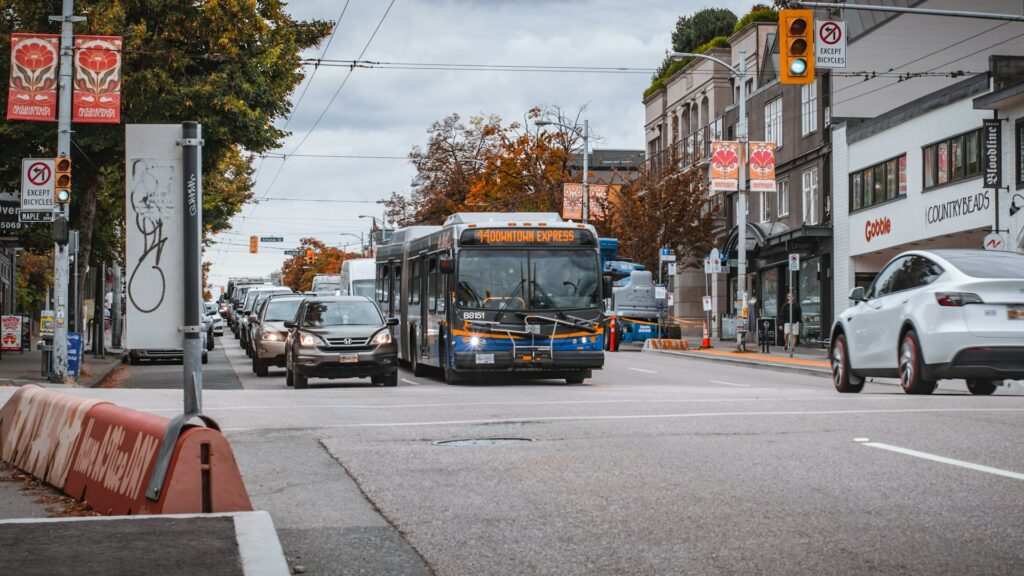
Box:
[456,249,600,311]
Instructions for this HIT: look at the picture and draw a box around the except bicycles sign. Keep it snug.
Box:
[20,158,55,217]
[815,20,846,69]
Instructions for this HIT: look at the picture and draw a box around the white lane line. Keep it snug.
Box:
[221,407,1024,432]
[710,380,750,387]
[628,367,658,374]
[401,378,421,386]
[860,441,1024,481]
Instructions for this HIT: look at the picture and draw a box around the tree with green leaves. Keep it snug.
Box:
[1,0,331,311]
[671,8,738,54]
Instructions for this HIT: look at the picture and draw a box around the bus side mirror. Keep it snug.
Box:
[439,257,455,274]
[602,275,613,298]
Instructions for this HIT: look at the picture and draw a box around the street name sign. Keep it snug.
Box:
[21,158,56,215]
[284,249,302,256]
[260,236,284,242]
[815,20,846,69]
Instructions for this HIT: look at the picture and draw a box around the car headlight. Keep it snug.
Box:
[262,331,281,342]
[299,333,322,347]
[371,331,392,345]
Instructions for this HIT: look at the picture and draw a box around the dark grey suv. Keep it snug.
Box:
[284,296,399,388]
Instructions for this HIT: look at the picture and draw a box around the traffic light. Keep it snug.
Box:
[249,236,258,254]
[305,248,314,265]
[54,156,71,204]
[779,9,814,85]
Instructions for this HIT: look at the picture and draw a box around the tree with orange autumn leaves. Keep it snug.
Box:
[280,238,362,293]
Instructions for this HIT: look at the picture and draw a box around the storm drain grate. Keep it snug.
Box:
[433,438,535,446]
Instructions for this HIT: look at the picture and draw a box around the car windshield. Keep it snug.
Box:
[942,251,1024,279]
[456,249,600,311]
[351,280,375,298]
[264,300,302,322]
[303,301,382,327]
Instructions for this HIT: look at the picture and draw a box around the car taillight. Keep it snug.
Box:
[934,292,983,307]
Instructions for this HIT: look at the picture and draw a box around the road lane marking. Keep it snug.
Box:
[401,378,421,386]
[628,367,657,374]
[860,441,1024,481]
[710,380,750,387]
[220,407,1024,431]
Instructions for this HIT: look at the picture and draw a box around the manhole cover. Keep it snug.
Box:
[433,438,534,446]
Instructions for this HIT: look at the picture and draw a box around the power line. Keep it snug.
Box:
[258,152,408,160]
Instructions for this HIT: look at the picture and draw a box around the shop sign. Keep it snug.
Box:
[983,232,1004,251]
[864,216,892,242]
[982,119,1001,189]
[1,315,21,352]
[924,190,990,226]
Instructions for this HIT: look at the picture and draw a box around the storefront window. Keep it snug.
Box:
[937,142,948,185]
[761,268,778,319]
[924,128,982,190]
[885,158,898,200]
[850,155,905,212]
[799,256,821,342]
[851,172,863,211]
[924,146,936,188]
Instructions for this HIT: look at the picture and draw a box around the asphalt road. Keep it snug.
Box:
[68,334,1024,575]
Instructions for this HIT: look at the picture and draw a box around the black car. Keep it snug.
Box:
[284,296,399,388]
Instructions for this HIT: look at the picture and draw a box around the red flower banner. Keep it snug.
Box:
[7,33,59,121]
[748,142,777,192]
[73,35,122,123]
[709,141,740,191]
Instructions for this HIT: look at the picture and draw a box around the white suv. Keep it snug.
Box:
[830,249,1024,395]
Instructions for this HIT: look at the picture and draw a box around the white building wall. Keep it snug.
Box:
[831,123,852,320]
[993,101,1024,252]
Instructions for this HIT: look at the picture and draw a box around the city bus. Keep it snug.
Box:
[375,212,608,384]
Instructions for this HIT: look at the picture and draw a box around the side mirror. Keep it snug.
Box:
[439,256,455,274]
[602,275,614,298]
[248,314,257,323]
[848,286,866,302]
[386,317,400,327]
[283,320,296,329]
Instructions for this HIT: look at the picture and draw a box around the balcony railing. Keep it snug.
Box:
[647,115,726,174]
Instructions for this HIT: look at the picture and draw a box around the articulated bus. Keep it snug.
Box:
[375,212,608,384]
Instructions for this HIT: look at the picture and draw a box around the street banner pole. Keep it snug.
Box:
[49,0,83,381]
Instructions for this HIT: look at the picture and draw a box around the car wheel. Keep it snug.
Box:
[565,373,586,385]
[966,379,999,395]
[293,368,308,389]
[207,330,215,351]
[899,330,935,395]
[381,371,398,387]
[831,334,864,393]
[201,352,208,365]
[285,364,294,387]
[129,352,140,366]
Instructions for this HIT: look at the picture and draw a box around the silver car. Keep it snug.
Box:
[251,295,305,377]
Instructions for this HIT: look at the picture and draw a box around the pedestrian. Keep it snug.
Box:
[780,292,803,357]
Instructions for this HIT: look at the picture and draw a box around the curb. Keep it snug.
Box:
[87,352,126,388]
[643,348,831,378]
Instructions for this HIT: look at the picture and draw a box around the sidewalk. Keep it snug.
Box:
[643,337,831,377]
[0,340,124,388]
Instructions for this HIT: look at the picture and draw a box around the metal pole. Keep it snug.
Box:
[796,1,1024,22]
[49,0,80,382]
[736,50,748,352]
[181,121,204,415]
[582,119,590,224]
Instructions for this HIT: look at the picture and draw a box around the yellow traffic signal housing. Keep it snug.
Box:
[54,156,71,204]
[249,236,258,254]
[779,9,814,85]
[305,248,314,265]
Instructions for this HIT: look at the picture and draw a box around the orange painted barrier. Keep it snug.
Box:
[1,385,252,516]
[644,339,690,351]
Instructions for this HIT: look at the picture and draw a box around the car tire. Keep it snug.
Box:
[129,352,140,366]
[831,333,864,393]
[285,363,294,387]
[201,352,208,365]
[207,331,215,351]
[565,373,586,385]
[899,330,935,395]
[253,356,269,377]
[966,379,999,395]
[380,371,398,387]
[293,369,308,389]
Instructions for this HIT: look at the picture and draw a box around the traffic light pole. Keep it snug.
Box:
[794,2,1024,23]
[49,0,83,382]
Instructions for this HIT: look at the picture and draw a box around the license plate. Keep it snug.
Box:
[1009,307,1024,320]
[338,353,359,363]
[475,353,494,365]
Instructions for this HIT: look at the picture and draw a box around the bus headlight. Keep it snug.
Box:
[371,331,392,345]
[469,336,480,347]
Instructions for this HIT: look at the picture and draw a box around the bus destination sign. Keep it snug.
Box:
[461,227,594,246]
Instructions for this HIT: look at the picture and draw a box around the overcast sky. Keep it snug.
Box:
[206,0,757,292]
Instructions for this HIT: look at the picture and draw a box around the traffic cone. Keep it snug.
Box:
[701,321,711,349]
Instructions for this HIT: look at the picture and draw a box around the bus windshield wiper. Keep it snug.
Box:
[495,264,526,323]
[529,275,568,321]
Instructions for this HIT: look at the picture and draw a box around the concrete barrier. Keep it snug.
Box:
[642,339,690,351]
[1,385,252,516]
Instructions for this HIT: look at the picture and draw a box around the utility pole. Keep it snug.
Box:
[49,0,84,382]
[736,50,749,352]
